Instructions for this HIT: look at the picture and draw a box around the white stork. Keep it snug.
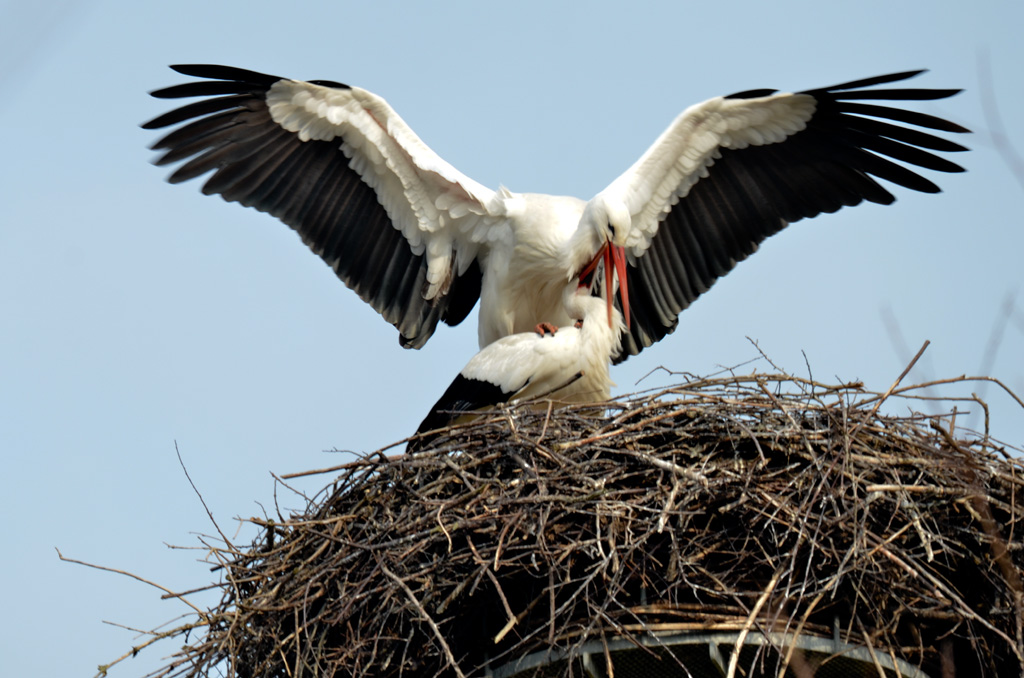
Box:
[413,279,625,443]
[144,66,968,361]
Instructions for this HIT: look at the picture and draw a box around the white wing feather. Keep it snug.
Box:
[460,330,580,396]
[598,92,817,257]
[266,79,503,296]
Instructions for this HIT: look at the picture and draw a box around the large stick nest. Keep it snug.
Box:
[128,373,1024,678]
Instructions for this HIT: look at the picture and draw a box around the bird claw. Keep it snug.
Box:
[534,322,559,337]
[574,319,584,329]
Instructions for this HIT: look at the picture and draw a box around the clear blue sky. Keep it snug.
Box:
[2,1,1022,676]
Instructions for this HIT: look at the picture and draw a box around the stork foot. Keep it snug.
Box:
[534,322,559,337]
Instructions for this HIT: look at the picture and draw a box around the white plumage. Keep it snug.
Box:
[145,66,968,362]
[414,282,625,440]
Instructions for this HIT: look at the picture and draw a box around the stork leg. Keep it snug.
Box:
[534,322,559,337]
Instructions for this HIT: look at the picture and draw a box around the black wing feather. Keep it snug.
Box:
[414,374,512,436]
[614,70,968,362]
[170,64,283,85]
[144,65,481,349]
[816,69,927,91]
[839,102,970,133]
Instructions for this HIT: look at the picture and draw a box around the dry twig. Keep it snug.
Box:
[93,373,1024,678]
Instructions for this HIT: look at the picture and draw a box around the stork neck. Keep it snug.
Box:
[567,293,624,352]
[565,220,606,278]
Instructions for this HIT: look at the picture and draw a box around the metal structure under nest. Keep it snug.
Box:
[492,626,931,677]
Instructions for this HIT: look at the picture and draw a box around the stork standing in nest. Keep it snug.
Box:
[414,270,625,440]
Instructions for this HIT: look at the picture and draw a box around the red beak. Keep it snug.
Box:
[578,242,631,330]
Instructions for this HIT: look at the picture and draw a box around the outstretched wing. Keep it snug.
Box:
[597,70,969,362]
[144,65,503,348]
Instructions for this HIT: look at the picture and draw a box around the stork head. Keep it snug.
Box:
[581,194,631,249]
[576,195,631,331]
